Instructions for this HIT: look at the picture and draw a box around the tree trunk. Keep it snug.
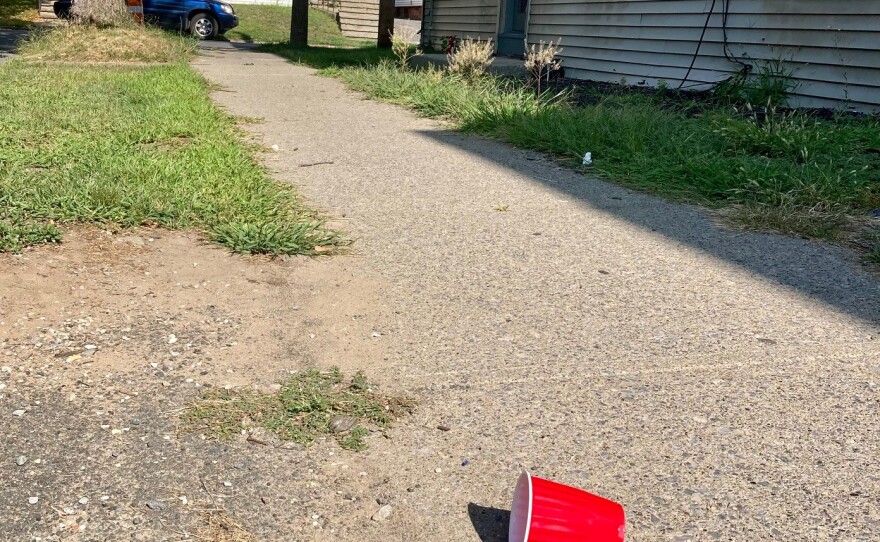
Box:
[377,0,394,48]
[290,0,309,47]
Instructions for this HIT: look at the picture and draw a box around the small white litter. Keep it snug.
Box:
[582,152,593,166]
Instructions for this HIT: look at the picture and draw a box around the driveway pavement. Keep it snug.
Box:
[193,49,880,541]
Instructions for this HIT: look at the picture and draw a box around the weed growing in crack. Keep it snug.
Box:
[182,368,414,451]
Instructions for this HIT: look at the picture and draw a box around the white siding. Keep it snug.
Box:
[423,0,499,49]
[526,0,880,110]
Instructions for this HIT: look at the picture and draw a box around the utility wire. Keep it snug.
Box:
[678,0,717,89]
[721,0,750,71]
[678,0,751,90]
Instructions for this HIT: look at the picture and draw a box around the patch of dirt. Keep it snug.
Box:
[1,226,388,390]
[197,510,257,542]
[0,226,396,541]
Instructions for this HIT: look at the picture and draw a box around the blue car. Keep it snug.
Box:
[54,0,239,40]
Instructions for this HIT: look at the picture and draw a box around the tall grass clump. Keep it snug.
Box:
[447,38,494,80]
[713,59,799,107]
[20,0,195,64]
[20,25,196,63]
[336,60,552,127]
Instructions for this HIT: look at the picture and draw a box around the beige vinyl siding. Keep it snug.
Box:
[526,0,880,110]
[423,0,499,49]
[339,0,380,39]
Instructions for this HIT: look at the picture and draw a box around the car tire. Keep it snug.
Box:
[190,13,218,40]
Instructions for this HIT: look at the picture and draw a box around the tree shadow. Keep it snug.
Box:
[0,28,29,53]
[418,129,880,326]
[221,31,255,43]
[0,0,38,29]
[262,43,392,70]
[467,502,510,542]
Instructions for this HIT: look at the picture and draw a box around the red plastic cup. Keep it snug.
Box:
[509,471,626,542]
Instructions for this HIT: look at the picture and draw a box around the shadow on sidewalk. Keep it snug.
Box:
[0,28,29,54]
[468,502,510,542]
[418,129,880,327]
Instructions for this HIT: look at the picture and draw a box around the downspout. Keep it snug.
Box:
[523,0,532,56]
[421,0,435,49]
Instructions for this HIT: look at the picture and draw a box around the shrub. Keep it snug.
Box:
[390,27,421,71]
[447,38,494,80]
[524,39,562,94]
[20,24,196,63]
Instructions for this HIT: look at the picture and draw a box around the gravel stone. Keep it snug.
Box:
[329,415,357,433]
[371,504,393,522]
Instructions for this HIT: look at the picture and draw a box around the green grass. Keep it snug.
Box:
[0,220,61,252]
[0,0,38,28]
[20,25,197,63]
[227,5,370,47]
[0,58,341,254]
[312,60,880,255]
[182,368,414,451]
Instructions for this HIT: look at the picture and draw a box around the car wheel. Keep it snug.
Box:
[190,13,218,40]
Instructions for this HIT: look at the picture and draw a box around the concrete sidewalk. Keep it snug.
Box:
[193,49,880,541]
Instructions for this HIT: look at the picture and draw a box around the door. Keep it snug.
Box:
[497,0,528,57]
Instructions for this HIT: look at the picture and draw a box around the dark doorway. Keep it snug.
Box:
[497,0,528,56]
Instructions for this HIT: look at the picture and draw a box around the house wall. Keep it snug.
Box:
[422,0,499,49]
[423,0,880,110]
[525,0,880,110]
